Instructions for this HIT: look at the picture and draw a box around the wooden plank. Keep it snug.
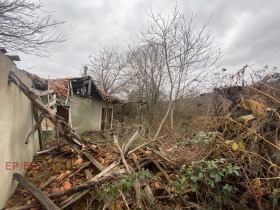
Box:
[47,99,56,107]
[83,152,105,171]
[60,190,90,209]
[29,88,54,96]
[40,175,58,190]
[46,94,56,108]
[25,113,45,144]
[13,173,59,210]
[32,106,43,151]
[114,135,131,174]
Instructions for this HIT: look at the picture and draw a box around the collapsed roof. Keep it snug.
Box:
[24,72,120,103]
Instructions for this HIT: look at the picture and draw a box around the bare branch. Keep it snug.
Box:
[0,0,65,55]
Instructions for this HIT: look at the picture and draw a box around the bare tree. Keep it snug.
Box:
[88,45,127,95]
[127,43,166,121]
[0,0,65,55]
[139,5,221,137]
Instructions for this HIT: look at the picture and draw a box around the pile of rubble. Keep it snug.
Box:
[4,71,280,210]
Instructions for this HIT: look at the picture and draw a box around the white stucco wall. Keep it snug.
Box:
[70,97,113,134]
[0,52,39,208]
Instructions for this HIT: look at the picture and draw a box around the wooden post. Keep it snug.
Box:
[25,112,44,144]
[32,106,43,151]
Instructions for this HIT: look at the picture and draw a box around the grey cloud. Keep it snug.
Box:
[13,0,280,78]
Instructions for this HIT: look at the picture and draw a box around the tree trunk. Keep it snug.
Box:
[153,100,173,139]
[170,102,175,130]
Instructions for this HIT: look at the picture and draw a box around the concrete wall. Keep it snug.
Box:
[70,97,113,134]
[0,52,39,208]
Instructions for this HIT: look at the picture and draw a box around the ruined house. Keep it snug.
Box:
[0,49,120,208]
[29,74,120,135]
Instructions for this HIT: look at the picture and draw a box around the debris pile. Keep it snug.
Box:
[4,71,280,209]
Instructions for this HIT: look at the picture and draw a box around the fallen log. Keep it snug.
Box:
[13,173,59,210]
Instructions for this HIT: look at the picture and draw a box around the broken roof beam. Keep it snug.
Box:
[30,88,54,96]
[7,55,20,61]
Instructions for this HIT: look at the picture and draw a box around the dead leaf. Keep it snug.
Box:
[154,181,162,189]
[74,156,83,166]
[57,171,70,181]
[110,201,125,210]
[51,187,60,193]
[242,99,267,119]
[62,181,72,190]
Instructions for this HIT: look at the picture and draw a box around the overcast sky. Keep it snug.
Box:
[13,0,280,79]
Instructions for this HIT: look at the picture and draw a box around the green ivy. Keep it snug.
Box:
[98,170,152,202]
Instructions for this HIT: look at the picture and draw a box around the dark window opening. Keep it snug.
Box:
[71,79,102,100]
[57,105,70,123]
